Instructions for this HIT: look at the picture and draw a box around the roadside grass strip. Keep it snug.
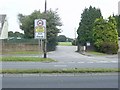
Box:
[58,42,72,46]
[0,68,119,74]
[1,57,57,62]
[86,51,107,56]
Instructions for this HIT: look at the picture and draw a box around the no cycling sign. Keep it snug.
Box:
[34,19,46,39]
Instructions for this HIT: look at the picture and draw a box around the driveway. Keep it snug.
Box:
[48,46,118,63]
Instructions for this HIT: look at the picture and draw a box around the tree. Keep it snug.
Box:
[57,35,67,42]
[93,16,119,54]
[66,37,74,42]
[77,6,102,45]
[18,9,62,51]
[113,15,120,37]
[8,31,14,37]
[14,31,24,38]
[8,31,24,39]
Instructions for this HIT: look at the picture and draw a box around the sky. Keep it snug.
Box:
[0,0,119,38]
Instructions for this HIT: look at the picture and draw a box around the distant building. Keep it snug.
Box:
[118,1,120,15]
[0,14,8,39]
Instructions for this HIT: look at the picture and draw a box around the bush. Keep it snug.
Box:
[93,16,119,54]
[99,42,119,54]
[72,40,76,46]
[47,41,57,51]
[72,39,78,46]
[57,35,66,42]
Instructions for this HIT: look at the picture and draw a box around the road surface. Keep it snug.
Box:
[1,46,118,69]
[2,73,118,88]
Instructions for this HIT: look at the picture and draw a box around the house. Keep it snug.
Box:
[0,14,8,39]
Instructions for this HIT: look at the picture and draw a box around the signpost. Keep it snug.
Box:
[34,19,46,39]
[35,0,47,58]
[34,19,46,58]
[44,0,47,58]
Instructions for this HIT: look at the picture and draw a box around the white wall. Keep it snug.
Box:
[0,16,8,39]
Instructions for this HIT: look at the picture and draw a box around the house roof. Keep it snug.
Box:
[0,14,7,34]
[0,14,6,22]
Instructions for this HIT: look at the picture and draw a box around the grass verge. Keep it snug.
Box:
[0,68,119,74]
[1,57,57,62]
[86,51,107,56]
[58,42,72,46]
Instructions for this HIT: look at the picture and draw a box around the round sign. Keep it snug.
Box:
[37,20,43,26]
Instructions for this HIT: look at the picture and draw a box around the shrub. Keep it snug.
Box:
[99,42,119,54]
[72,40,76,46]
[93,16,119,54]
[72,39,78,46]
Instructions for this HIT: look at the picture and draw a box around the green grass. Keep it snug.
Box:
[58,42,72,46]
[86,51,107,56]
[0,68,119,74]
[1,57,57,62]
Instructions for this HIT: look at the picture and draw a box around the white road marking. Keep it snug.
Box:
[96,61,108,63]
[56,60,118,65]
[78,62,85,63]
[54,65,67,67]
[88,57,94,58]
[110,61,118,63]
[87,62,94,63]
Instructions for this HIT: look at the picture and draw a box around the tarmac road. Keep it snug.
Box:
[1,46,118,69]
[2,73,118,88]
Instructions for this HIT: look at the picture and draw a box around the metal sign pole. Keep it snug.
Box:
[44,0,47,58]
[38,39,41,57]
[41,39,43,54]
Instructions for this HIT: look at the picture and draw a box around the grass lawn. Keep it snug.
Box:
[58,42,72,46]
[1,57,57,62]
[1,68,119,74]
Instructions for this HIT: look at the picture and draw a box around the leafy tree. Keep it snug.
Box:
[77,6,102,45]
[14,31,24,38]
[8,31,14,37]
[18,9,62,51]
[8,31,24,39]
[57,35,67,42]
[113,15,120,37]
[66,37,74,42]
[93,16,119,54]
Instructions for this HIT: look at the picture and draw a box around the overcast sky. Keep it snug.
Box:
[0,0,119,38]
